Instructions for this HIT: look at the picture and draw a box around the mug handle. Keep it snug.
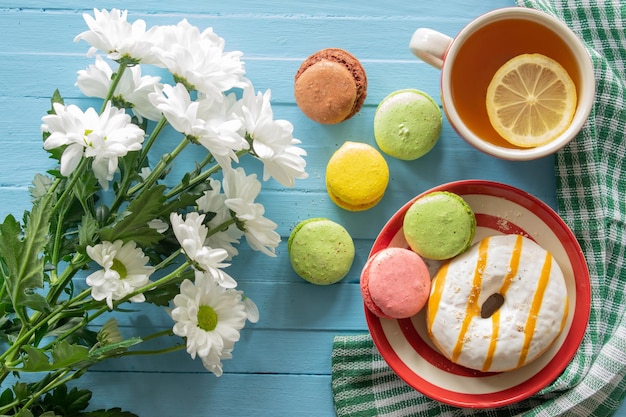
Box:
[409,28,453,70]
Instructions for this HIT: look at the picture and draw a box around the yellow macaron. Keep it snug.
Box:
[325,141,389,211]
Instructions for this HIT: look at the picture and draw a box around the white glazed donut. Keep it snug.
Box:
[426,234,568,373]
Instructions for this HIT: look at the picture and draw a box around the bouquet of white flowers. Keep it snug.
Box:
[0,9,307,415]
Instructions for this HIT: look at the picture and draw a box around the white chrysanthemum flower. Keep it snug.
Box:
[41,102,145,189]
[195,179,243,259]
[85,240,154,309]
[170,212,237,288]
[76,55,163,122]
[234,86,307,187]
[149,83,247,169]
[151,19,247,100]
[170,274,248,376]
[222,167,280,256]
[74,8,161,64]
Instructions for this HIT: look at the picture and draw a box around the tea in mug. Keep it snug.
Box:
[448,18,581,149]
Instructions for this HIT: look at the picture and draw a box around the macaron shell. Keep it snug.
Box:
[287,217,325,253]
[294,60,357,124]
[294,48,367,124]
[403,191,476,260]
[288,218,355,285]
[326,141,389,211]
[360,256,393,319]
[361,247,431,319]
[374,89,442,160]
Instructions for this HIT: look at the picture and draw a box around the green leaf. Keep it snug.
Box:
[144,277,187,306]
[12,381,29,400]
[20,346,51,371]
[163,188,206,215]
[90,337,142,359]
[117,150,143,188]
[0,386,14,406]
[99,185,166,247]
[29,174,56,202]
[0,196,52,321]
[37,384,91,416]
[49,89,64,111]
[77,213,99,250]
[19,341,90,372]
[45,316,98,348]
[72,172,99,206]
[89,318,142,359]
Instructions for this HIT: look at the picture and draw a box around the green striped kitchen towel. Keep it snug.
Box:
[331,0,626,415]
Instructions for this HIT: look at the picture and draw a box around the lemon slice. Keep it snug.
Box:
[486,53,577,148]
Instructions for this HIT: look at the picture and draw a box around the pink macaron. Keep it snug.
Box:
[360,247,431,319]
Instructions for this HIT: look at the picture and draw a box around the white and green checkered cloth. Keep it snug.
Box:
[331,1,626,415]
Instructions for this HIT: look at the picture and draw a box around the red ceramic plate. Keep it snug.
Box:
[365,180,590,408]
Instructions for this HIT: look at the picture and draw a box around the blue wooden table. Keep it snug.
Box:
[0,1,623,416]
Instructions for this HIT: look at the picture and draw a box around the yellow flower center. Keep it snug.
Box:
[197,305,218,331]
[111,258,127,279]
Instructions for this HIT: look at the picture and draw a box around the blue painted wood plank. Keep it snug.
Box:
[75,279,369,331]
[4,372,337,417]
[86,329,363,375]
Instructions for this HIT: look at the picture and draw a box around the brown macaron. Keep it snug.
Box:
[294,48,367,124]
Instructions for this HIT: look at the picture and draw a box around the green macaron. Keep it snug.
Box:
[402,191,476,260]
[374,89,442,160]
[288,218,355,285]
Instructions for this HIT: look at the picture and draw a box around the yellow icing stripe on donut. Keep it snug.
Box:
[483,310,501,372]
[482,234,524,371]
[499,234,524,295]
[451,237,489,363]
[427,261,449,338]
[560,296,569,333]
[517,253,552,368]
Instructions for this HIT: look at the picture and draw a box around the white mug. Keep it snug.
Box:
[410,7,595,160]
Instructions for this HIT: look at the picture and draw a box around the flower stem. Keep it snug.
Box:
[120,343,185,357]
[101,62,128,113]
[127,136,190,197]
[51,158,88,214]
[206,217,236,238]
[153,248,182,271]
[126,261,190,299]
[139,116,168,165]
[165,149,249,200]
[141,328,173,342]
[108,117,169,215]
